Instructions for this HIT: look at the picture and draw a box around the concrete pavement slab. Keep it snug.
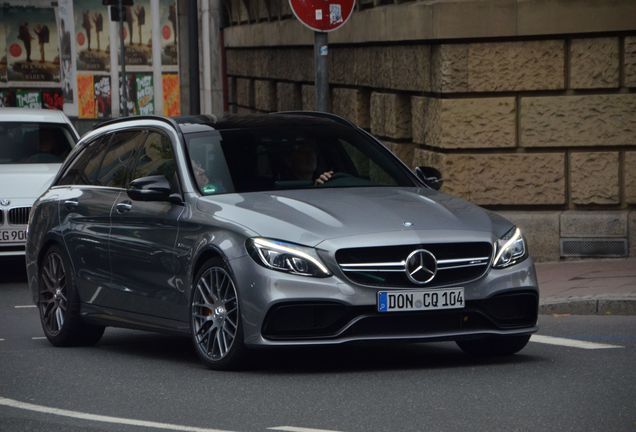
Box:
[536,258,636,315]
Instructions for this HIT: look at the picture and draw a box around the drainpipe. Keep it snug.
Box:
[187,0,200,114]
[201,0,212,114]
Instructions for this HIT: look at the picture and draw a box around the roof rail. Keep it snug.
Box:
[172,114,217,125]
[92,115,179,131]
[274,111,355,127]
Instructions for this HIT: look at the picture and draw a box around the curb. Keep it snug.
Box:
[539,297,636,316]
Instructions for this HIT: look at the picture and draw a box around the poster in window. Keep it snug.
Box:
[56,0,77,103]
[42,89,64,110]
[77,73,96,118]
[162,74,180,116]
[5,6,61,84]
[121,0,152,67]
[73,0,110,72]
[0,22,7,83]
[16,89,42,108]
[94,75,112,118]
[136,73,154,115]
[0,91,15,107]
[119,73,137,115]
[119,72,154,115]
[160,0,178,68]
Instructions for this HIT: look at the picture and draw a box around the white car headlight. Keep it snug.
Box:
[246,238,331,277]
[493,227,528,269]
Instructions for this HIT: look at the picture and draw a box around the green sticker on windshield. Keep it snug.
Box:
[202,184,217,194]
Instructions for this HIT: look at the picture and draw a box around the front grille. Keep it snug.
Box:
[0,209,3,224]
[336,242,493,288]
[8,207,30,225]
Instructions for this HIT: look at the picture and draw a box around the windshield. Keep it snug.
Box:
[185,125,416,195]
[0,122,75,164]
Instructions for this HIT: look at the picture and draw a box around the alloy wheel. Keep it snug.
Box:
[40,251,68,335]
[191,266,239,361]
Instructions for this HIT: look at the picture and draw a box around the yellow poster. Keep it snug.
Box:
[162,74,180,116]
[78,74,96,118]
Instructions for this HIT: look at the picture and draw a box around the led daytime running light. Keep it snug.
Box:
[252,238,330,275]
[494,227,522,266]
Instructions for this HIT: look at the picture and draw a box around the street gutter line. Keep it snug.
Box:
[269,427,344,432]
[0,397,235,432]
[530,335,623,350]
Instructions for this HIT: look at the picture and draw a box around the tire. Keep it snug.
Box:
[456,334,531,357]
[190,258,246,370]
[38,245,105,347]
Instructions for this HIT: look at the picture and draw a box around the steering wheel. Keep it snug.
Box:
[316,171,354,187]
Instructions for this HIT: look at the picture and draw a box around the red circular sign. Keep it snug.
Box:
[289,0,356,32]
[162,24,171,40]
[77,32,85,46]
[9,43,22,58]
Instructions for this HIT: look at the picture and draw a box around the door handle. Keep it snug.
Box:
[115,202,133,213]
[64,199,79,210]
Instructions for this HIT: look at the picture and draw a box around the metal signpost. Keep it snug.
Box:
[104,0,133,116]
[289,0,355,112]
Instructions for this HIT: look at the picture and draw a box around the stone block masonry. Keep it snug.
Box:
[223,3,636,260]
[420,97,516,149]
[414,150,566,206]
[520,94,636,148]
[569,38,620,89]
[569,152,620,205]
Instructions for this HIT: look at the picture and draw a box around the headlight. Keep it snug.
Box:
[493,227,528,269]
[246,238,331,277]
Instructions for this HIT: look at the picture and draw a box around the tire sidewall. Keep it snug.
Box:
[38,244,82,344]
[189,257,246,370]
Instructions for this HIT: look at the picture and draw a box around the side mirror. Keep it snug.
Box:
[415,166,443,191]
[127,175,173,202]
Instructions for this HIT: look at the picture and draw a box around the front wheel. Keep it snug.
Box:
[38,245,105,346]
[190,258,246,370]
[456,334,531,357]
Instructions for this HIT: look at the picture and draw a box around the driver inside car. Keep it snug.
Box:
[287,139,334,186]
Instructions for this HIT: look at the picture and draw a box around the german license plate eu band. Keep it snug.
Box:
[377,288,464,312]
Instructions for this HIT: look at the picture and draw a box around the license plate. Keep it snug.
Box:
[378,288,464,312]
[0,229,27,243]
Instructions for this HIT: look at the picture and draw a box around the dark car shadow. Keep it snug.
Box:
[245,342,541,374]
[1,257,27,283]
[94,330,543,373]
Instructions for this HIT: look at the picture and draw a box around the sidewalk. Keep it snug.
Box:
[536,258,636,315]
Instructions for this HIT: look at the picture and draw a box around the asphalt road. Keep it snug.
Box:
[1,256,635,432]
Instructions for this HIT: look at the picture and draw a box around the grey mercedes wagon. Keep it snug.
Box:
[26,113,538,369]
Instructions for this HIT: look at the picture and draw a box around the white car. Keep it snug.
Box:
[0,108,79,256]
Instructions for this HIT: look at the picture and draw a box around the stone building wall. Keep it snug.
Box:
[221,0,636,261]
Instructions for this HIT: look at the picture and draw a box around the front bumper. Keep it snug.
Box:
[231,254,539,347]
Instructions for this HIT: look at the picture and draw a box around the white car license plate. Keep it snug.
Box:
[378,288,464,312]
[0,229,27,243]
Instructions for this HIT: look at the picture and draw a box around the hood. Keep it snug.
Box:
[0,163,61,201]
[202,187,514,247]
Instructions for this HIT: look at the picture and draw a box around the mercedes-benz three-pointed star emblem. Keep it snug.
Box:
[405,249,437,284]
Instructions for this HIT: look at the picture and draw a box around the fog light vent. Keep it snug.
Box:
[560,238,627,257]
